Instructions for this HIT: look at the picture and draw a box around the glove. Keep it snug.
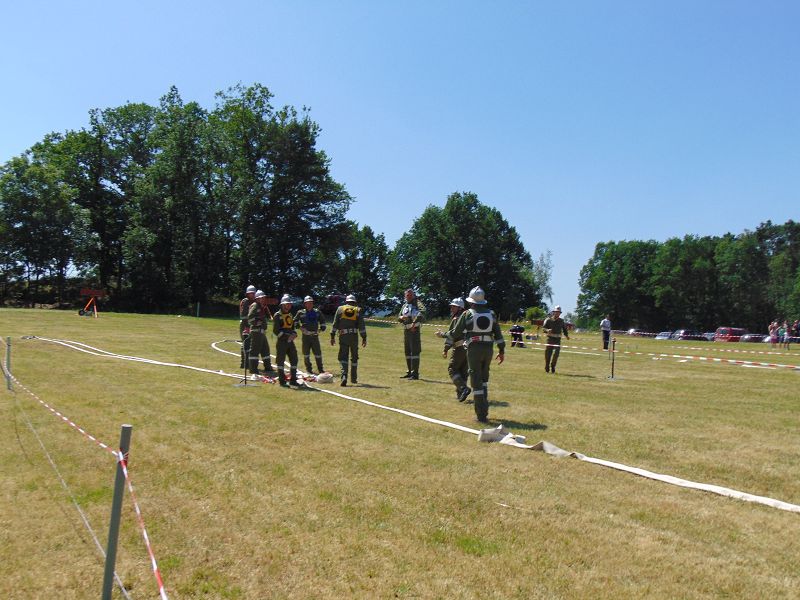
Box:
[320,324,326,332]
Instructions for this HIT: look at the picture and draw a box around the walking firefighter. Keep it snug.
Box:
[274,294,301,387]
[239,285,256,369]
[294,295,327,374]
[441,297,472,402]
[399,288,426,379]
[448,286,505,423]
[543,305,569,374]
[330,294,367,386]
[247,290,275,377]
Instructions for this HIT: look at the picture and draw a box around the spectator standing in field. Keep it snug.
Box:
[543,305,570,374]
[399,288,425,379]
[600,314,612,350]
[769,321,779,349]
[331,294,367,386]
[509,323,525,347]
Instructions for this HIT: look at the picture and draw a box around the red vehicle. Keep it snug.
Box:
[714,327,748,342]
[321,293,347,315]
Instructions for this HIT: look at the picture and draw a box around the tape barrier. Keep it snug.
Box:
[25,336,799,514]
[1,353,119,458]
[7,338,170,598]
[10,385,133,599]
[119,456,169,600]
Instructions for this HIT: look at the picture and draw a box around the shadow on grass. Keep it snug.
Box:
[493,419,548,432]
[488,401,510,407]
[555,373,597,379]
[350,382,390,389]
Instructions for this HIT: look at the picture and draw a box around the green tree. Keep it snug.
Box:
[577,240,660,330]
[0,149,85,303]
[388,192,545,318]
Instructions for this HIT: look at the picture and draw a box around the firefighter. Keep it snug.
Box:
[448,287,505,423]
[239,285,256,369]
[330,294,367,386]
[442,297,471,402]
[274,295,300,387]
[399,288,425,379]
[295,295,326,374]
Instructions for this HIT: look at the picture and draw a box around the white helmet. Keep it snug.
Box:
[280,294,292,304]
[553,305,562,313]
[304,295,314,303]
[450,297,465,309]
[467,286,487,305]
[246,285,256,294]
[255,289,266,299]
[346,294,357,303]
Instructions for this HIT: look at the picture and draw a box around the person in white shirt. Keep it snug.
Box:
[600,315,612,350]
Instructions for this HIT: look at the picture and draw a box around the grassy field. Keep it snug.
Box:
[1,307,799,599]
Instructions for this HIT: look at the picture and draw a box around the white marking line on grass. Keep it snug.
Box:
[24,337,800,514]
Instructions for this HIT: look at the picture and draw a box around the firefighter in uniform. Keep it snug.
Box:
[294,295,326,374]
[239,285,256,368]
[543,305,569,374]
[273,295,301,387]
[247,290,271,377]
[330,294,367,386]
[399,288,425,379]
[441,297,471,402]
[448,287,505,423]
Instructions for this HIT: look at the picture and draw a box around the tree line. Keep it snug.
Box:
[0,84,548,318]
[577,221,800,332]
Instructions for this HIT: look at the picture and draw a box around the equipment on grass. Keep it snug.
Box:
[78,288,105,317]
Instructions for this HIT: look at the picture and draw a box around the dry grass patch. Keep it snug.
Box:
[1,309,799,598]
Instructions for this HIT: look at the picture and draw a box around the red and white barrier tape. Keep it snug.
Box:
[2,355,119,458]
[6,338,170,598]
[119,456,169,600]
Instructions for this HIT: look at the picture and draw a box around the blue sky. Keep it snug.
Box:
[2,1,798,314]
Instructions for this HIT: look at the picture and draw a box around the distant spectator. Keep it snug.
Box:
[509,323,525,347]
[769,321,778,349]
[600,315,611,350]
[781,320,790,350]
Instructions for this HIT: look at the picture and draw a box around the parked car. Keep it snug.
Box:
[670,329,706,341]
[714,327,748,342]
[655,331,673,340]
[627,328,646,336]
[740,333,767,343]
[703,332,716,341]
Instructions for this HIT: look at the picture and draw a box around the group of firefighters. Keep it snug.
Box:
[238,286,569,423]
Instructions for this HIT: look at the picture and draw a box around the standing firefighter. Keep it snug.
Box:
[247,290,272,377]
[441,297,471,402]
[399,288,425,379]
[295,295,326,374]
[274,295,301,387]
[239,285,257,369]
[330,294,367,386]
[543,305,570,374]
[449,287,505,423]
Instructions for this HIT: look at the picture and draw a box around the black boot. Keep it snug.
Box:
[278,370,288,387]
[350,364,358,385]
[289,367,301,387]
